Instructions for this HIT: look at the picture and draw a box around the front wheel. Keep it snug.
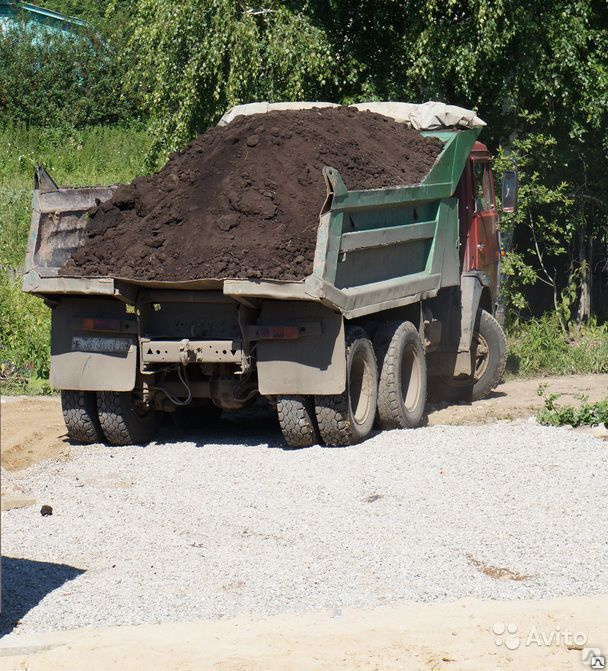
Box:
[97,391,159,445]
[429,309,506,402]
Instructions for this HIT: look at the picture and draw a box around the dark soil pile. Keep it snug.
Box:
[62,107,443,281]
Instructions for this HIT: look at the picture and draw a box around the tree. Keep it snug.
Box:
[121,0,334,164]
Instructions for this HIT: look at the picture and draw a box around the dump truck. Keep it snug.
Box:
[23,102,517,448]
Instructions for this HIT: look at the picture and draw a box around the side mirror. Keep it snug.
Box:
[501,170,518,213]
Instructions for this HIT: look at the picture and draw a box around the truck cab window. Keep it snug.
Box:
[482,165,495,210]
[473,161,495,212]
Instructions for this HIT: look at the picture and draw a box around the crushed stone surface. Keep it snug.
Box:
[2,418,607,635]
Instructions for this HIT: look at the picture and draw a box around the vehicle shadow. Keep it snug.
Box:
[154,390,515,450]
[156,398,286,449]
[425,388,508,412]
[0,556,85,638]
[138,388,514,450]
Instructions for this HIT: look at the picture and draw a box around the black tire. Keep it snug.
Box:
[61,390,103,444]
[375,321,427,430]
[314,326,378,446]
[429,309,507,402]
[276,395,319,448]
[97,391,159,446]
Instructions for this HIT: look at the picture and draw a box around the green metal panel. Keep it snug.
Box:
[340,220,437,253]
[421,129,480,190]
[327,129,479,214]
[439,199,461,287]
[299,130,474,317]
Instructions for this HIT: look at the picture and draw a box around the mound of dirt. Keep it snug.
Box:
[62,107,443,282]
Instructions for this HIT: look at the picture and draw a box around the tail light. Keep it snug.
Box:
[255,325,300,340]
[79,317,122,332]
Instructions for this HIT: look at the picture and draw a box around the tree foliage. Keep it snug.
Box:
[0,18,136,128]
[122,1,334,163]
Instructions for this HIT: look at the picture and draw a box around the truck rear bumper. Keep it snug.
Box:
[140,339,243,365]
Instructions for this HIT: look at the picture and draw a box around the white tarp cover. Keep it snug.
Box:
[219,100,485,131]
[350,101,485,130]
[218,101,338,126]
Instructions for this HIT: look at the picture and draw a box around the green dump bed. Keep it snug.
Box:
[23,128,480,317]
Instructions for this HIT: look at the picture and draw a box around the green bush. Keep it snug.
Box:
[0,22,137,128]
[507,315,608,377]
[0,274,50,378]
[536,387,608,427]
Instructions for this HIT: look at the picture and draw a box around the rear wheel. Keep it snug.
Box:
[375,321,427,430]
[314,326,378,446]
[97,391,159,445]
[61,390,103,444]
[429,309,506,402]
[277,395,319,448]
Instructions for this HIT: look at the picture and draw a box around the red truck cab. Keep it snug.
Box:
[457,141,500,302]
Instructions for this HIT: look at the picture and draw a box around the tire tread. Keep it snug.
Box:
[314,326,376,446]
[97,391,157,446]
[480,310,507,397]
[61,390,103,444]
[376,321,426,430]
[277,395,319,448]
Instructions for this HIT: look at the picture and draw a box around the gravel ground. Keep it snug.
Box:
[2,413,607,635]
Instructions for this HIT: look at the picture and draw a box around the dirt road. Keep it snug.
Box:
[2,374,606,474]
[1,594,607,671]
[427,373,607,426]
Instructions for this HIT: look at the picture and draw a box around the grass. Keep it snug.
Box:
[0,124,152,392]
[506,315,608,378]
[536,387,608,427]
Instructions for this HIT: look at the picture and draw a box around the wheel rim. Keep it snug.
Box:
[443,332,490,388]
[401,344,421,412]
[472,332,490,379]
[349,347,374,426]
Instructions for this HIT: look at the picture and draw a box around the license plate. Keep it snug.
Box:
[72,336,133,353]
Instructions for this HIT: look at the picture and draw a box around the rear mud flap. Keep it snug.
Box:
[256,302,345,395]
[50,298,137,392]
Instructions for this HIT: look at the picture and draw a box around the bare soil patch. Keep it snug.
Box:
[1,396,70,472]
[427,373,607,425]
[1,595,606,671]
